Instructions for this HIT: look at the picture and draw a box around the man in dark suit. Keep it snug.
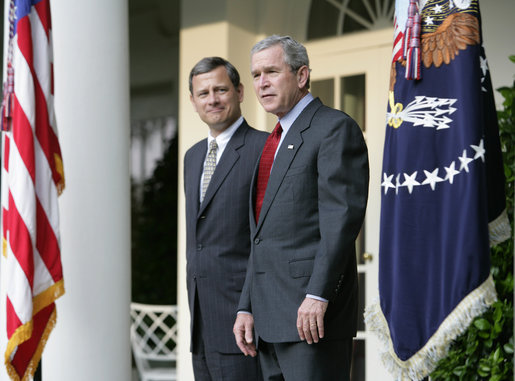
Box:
[184,56,267,381]
[233,36,369,380]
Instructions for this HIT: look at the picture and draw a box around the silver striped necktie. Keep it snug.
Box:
[201,139,218,202]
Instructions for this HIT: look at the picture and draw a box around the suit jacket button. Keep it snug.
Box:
[199,215,206,219]
[197,244,203,251]
[254,238,260,245]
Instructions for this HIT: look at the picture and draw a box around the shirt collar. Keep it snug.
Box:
[278,93,314,135]
[207,115,244,150]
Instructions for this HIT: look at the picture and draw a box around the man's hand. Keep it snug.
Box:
[297,297,328,344]
[233,313,257,357]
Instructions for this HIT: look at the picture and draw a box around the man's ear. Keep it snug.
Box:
[190,93,198,112]
[297,65,309,89]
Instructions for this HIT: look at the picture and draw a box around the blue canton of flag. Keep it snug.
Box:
[365,0,511,380]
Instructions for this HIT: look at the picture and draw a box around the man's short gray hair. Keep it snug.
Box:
[251,35,310,89]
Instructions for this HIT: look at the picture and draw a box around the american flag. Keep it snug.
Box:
[1,0,65,379]
[365,0,510,380]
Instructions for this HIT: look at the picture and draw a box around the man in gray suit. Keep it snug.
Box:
[233,36,369,380]
[184,57,267,380]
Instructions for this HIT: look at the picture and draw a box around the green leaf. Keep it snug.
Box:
[474,318,491,330]
[504,342,514,354]
[492,347,501,362]
[477,366,490,377]
[452,365,465,377]
[493,304,503,322]
[465,340,478,355]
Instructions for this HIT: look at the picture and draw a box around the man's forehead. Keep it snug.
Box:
[252,45,283,59]
[251,48,286,70]
[194,66,228,79]
[192,69,231,88]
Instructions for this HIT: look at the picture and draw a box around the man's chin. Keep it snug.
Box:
[205,116,223,126]
[209,123,230,134]
[259,102,277,114]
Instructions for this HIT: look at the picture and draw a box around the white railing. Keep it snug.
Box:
[130,303,178,381]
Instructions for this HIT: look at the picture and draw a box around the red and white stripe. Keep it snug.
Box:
[391,20,405,63]
[1,0,64,379]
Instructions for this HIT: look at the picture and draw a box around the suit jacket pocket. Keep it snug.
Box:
[288,258,314,278]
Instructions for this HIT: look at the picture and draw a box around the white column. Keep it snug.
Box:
[43,1,131,380]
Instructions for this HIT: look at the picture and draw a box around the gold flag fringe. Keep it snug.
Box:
[5,307,57,381]
[33,280,65,317]
[364,274,497,381]
[53,153,65,196]
[489,209,511,247]
[4,280,65,381]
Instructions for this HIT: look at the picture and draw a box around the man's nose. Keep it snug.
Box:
[258,74,269,88]
[207,91,218,104]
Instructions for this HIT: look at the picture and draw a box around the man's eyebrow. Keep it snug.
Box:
[252,65,279,75]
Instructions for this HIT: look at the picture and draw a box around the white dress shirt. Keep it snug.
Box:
[275,92,314,159]
[199,116,244,202]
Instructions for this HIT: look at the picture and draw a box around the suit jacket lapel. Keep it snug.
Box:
[188,141,206,218]
[255,98,323,232]
[198,121,248,216]
[249,161,259,229]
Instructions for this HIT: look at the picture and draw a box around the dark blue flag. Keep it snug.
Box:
[365,0,511,379]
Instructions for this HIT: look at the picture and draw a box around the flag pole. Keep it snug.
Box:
[34,362,42,381]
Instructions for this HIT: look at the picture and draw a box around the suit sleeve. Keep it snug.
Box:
[306,113,369,300]
[237,250,253,313]
[183,150,190,193]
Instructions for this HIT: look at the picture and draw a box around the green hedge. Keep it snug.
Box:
[131,137,178,305]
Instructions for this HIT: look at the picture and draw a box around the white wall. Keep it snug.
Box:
[481,0,515,106]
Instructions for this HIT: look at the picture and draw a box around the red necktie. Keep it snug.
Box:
[255,122,282,222]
